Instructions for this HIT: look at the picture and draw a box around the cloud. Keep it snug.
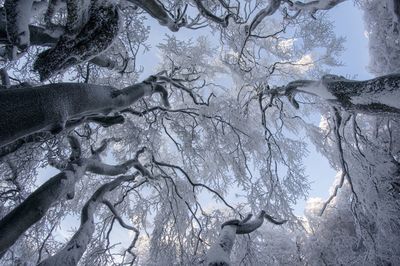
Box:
[294,54,314,73]
[304,197,324,216]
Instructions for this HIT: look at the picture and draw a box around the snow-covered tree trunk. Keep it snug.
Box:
[0,138,141,255]
[207,225,237,266]
[0,78,169,150]
[33,2,120,80]
[38,174,138,266]
[350,139,400,264]
[206,211,286,265]
[280,73,400,115]
[0,170,83,257]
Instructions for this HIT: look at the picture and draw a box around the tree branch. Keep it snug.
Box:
[192,0,233,27]
[126,0,185,32]
[33,3,120,81]
[0,139,142,255]
[207,210,287,265]
[38,173,139,266]
[273,74,400,115]
[0,77,169,151]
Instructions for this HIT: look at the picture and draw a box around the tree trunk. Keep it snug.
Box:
[38,174,136,266]
[0,146,140,255]
[0,168,85,255]
[285,74,400,115]
[0,80,165,149]
[206,225,237,266]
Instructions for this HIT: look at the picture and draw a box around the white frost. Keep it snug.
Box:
[350,83,400,109]
[298,82,337,100]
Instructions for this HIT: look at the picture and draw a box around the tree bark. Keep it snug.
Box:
[126,0,182,32]
[0,79,168,149]
[206,211,286,265]
[38,174,137,266]
[4,0,34,50]
[282,73,400,115]
[0,147,139,255]
[33,3,120,81]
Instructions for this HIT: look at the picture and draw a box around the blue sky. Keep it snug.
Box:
[295,0,371,214]
[35,0,372,230]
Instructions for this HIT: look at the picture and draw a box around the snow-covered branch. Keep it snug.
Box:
[273,73,400,115]
[291,0,347,17]
[0,139,145,256]
[0,77,170,152]
[3,0,34,51]
[38,173,140,266]
[33,3,120,81]
[126,0,186,32]
[246,0,281,34]
[192,0,233,27]
[206,211,286,265]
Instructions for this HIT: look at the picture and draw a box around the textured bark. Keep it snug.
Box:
[44,0,67,26]
[0,150,138,255]
[64,0,90,36]
[0,21,60,47]
[33,3,120,81]
[0,79,168,149]
[283,73,400,115]
[206,211,286,265]
[38,174,137,266]
[127,0,182,32]
[4,0,34,50]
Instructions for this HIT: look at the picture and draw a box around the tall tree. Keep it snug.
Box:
[0,0,399,265]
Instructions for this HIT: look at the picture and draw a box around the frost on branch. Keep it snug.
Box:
[33,3,120,81]
[0,137,144,257]
[4,0,34,51]
[127,0,186,32]
[1,0,400,264]
[206,211,286,265]
[38,174,140,266]
[360,0,400,75]
[276,73,400,115]
[0,78,170,153]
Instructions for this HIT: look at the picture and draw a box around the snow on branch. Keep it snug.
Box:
[126,0,187,32]
[192,0,235,27]
[0,138,147,257]
[245,0,281,35]
[33,3,120,81]
[290,0,347,18]
[0,77,170,153]
[270,74,400,116]
[3,0,34,51]
[319,108,357,215]
[152,157,237,213]
[37,173,141,266]
[37,147,149,265]
[206,210,287,265]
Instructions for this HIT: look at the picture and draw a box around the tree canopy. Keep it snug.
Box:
[0,0,399,265]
